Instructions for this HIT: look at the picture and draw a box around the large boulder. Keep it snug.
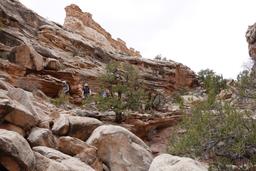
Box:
[68,116,103,141]
[0,89,38,130]
[0,123,25,136]
[217,89,233,100]
[7,87,40,118]
[52,114,70,135]
[34,152,69,171]
[45,58,61,70]
[33,146,95,171]
[58,136,102,171]
[9,44,44,71]
[149,154,208,171]
[0,129,36,170]
[28,127,57,148]
[52,115,103,141]
[86,125,153,171]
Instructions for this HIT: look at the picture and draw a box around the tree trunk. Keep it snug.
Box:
[115,111,122,123]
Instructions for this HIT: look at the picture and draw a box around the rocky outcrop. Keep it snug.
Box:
[149,154,208,171]
[9,44,44,71]
[0,0,198,102]
[64,4,141,57]
[0,129,36,171]
[246,23,256,61]
[87,125,153,171]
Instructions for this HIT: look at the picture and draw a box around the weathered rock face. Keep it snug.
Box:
[9,44,44,71]
[34,152,70,171]
[0,123,25,136]
[28,127,57,148]
[0,89,38,130]
[58,136,102,171]
[33,146,95,171]
[52,115,103,140]
[0,78,65,131]
[67,116,103,141]
[148,154,208,171]
[0,129,36,171]
[52,114,70,135]
[87,125,153,171]
[246,23,256,61]
[64,4,141,57]
[0,0,198,101]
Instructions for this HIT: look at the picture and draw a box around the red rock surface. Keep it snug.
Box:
[0,0,198,103]
[64,4,141,57]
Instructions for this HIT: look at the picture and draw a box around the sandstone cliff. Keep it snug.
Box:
[0,0,198,103]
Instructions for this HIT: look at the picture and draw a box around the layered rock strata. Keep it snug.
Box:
[0,0,198,103]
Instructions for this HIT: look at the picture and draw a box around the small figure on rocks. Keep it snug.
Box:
[101,89,110,98]
[62,81,70,95]
[83,83,91,98]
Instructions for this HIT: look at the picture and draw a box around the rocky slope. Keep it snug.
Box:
[0,0,204,171]
[0,0,198,103]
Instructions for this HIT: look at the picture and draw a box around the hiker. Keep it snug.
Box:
[101,89,110,98]
[62,81,70,95]
[83,83,91,98]
[101,90,107,98]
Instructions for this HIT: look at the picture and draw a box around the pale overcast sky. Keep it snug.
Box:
[20,0,256,78]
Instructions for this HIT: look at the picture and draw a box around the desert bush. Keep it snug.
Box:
[168,68,256,170]
[169,98,256,170]
[51,90,69,107]
[154,54,162,60]
[171,88,188,109]
[93,61,148,122]
[237,68,256,99]
[198,69,227,104]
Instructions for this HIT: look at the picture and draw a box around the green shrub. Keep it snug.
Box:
[169,100,256,170]
[237,69,256,99]
[172,88,188,109]
[198,69,227,104]
[51,91,69,106]
[93,61,149,122]
[169,68,256,169]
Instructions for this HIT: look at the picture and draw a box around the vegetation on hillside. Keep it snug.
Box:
[198,69,227,104]
[51,90,70,107]
[169,68,256,170]
[88,61,152,123]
